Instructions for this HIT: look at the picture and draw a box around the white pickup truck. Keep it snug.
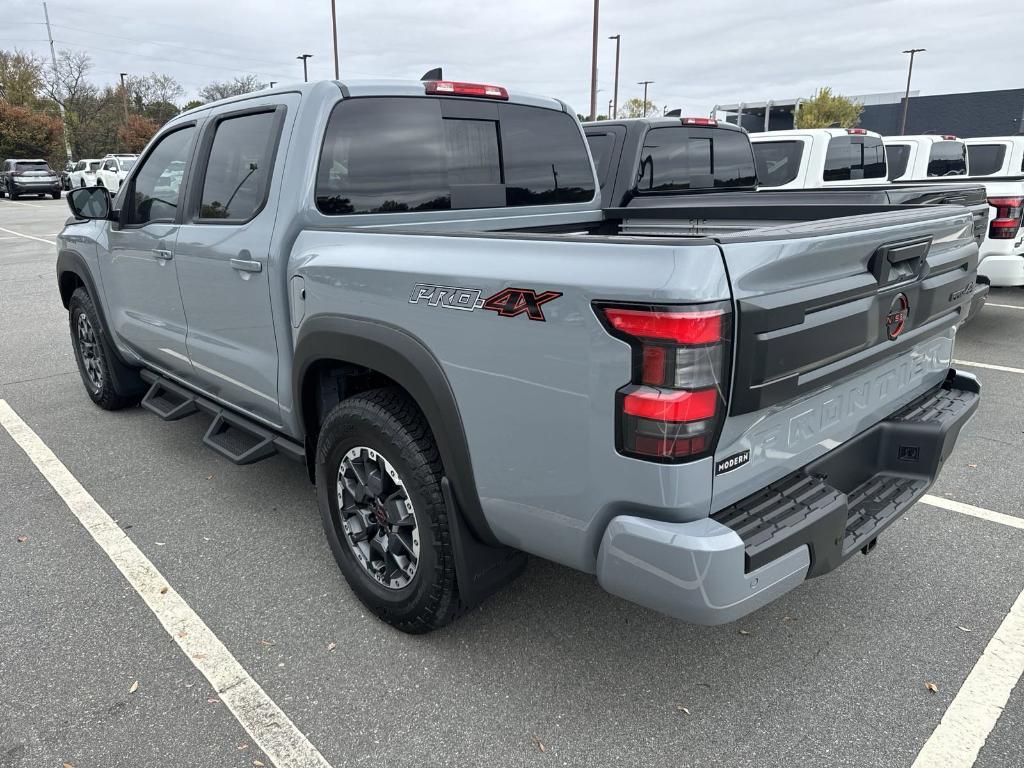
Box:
[881,135,968,181]
[963,137,1024,287]
[749,128,888,188]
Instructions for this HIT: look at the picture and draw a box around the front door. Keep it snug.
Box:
[174,99,294,427]
[100,123,199,380]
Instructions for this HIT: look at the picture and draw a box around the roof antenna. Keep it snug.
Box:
[421,67,442,81]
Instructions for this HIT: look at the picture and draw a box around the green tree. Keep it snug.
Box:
[621,97,658,118]
[182,99,205,111]
[795,87,863,129]
[0,49,46,107]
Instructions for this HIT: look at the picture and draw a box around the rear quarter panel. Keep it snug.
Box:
[293,230,730,571]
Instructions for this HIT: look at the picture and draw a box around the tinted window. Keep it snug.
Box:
[315,97,594,215]
[927,141,967,176]
[88,161,102,171]
[752,140,804,187]
[885,145,910,179]
[14,161,48,172]
[199,111,277,220]
[74,161,85,171]
[636,127,756,193]
[966,144,1007,176]
[501,104,594,205]
[585,132,616,186]
[126,126,195,225]
[823,135,887,181]
[103,159,116,171]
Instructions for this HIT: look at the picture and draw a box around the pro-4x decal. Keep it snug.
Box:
[409,283,561,322]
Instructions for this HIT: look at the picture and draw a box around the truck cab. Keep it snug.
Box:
[882,135,969,181]
[749,128,888,189]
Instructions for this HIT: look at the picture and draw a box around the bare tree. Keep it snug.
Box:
[198,75,265,103]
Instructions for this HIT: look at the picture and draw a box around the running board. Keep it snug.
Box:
[138,370,304,466]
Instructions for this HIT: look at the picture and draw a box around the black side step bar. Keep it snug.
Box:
[139,370,304,466]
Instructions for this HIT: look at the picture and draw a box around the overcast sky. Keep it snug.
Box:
[6,0,1023,116]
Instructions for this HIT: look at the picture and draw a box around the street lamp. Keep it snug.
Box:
[119,72,129,123]
[607,99,613,120]
[297,53,313,83]
[900,48,925,135]
[330,0,340,78]
[608,34,620,120]
[638,80,653,117]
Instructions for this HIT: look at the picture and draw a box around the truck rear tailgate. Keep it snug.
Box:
[711,206,979,515]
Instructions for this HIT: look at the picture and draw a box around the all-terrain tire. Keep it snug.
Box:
[68,287,141,410]
[315,388,462,634]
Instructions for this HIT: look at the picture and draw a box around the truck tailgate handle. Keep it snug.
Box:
[152,249,173,260]
[230,258,262,273]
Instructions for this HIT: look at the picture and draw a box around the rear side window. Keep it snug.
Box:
[199,111,279,221]
[885,144,911,179]
[928,141,967,176]
[823,135,886,182]
[585,132,616,187]
[315,97,594,215]
[636,126,756,193]
[752,140,804,187]
[966,144,1007,176]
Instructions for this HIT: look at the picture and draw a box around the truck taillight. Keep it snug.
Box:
[424,80,509,100]
[598,303,732,462]
[846,128,868,135]
[988,196,1024,240]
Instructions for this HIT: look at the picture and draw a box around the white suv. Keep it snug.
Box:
[69,158,104,188]
[95,154,138,193]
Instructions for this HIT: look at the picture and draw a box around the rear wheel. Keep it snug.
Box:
[8,183,18,200]
[51,190,61,199]
[315,388,461,634]
[68,288,140,410]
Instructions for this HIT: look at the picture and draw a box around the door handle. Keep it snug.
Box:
[230,258,262,274]
[152,249,173,260]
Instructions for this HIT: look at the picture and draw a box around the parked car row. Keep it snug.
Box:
[57,78,982,633]
[0,158,63,199]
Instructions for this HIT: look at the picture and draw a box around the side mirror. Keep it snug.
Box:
[67,186,112,221]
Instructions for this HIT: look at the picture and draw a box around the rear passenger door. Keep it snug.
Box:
[173,97,296,427]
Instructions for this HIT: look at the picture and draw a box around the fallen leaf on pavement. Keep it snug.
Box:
[326,641,337,651]
[129,681,139,694]
[925,682,939,693]
[159,586,168,595]
[253,760,265,767]
[192,653,207,661]
[676,705,691,715]
[738,629,751,636]
[207,696,220,704]
[237,743,249,751]
[63,762,74,768]
[967,463,977,468]
[17,536,27,543]
[531,735,546,753]
[958,626,972,633]
[260,638,275,647]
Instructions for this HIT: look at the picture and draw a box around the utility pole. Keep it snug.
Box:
[608,34,620,120]
[588,0,599,121]
[297,54,313,83]
[42,1,72,162]
[330,0,340,79]
[638,80,653,117]
[900,48,925,135]
[119,72,130,122]
[607,99,613,119]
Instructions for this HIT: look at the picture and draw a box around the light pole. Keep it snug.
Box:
[638,80,653,117]
[607,99,613,120]
[588,0,599,121]
[269,81,277,88]
[297,53,313,83]
[119,72,129,122]
[608,34,620,120]
[330,0,340,78]
[900,48,925,135]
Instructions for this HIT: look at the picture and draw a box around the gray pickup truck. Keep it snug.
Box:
[57,78,980,634]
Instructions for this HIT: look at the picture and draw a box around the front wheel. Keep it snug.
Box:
[51,191,61,199]
[315,388,462,634]
[68,288,140,410]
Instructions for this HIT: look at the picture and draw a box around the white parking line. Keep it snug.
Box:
[986,303,1024,311]
[920,495,1024,531]
[953,359,1024,376]
[0,226,57,246]
[0,400,333,768]
[912,587,1024,768]
[0,198,48,208]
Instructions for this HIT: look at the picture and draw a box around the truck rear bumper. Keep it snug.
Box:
[979,253,1024,287]
[595,370,980,625]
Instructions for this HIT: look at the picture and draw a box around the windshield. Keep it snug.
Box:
[14,161,50,173]
[120,158,137,171]
[966,144,1007,176]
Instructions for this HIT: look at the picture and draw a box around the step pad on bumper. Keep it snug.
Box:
[712,375,980,578]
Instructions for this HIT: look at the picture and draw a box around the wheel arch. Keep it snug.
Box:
[294,314,498,546]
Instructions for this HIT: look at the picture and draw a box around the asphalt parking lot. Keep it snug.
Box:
[1,195,1022,768]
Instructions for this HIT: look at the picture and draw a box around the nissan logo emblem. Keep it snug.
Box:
[886,293,910,340]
